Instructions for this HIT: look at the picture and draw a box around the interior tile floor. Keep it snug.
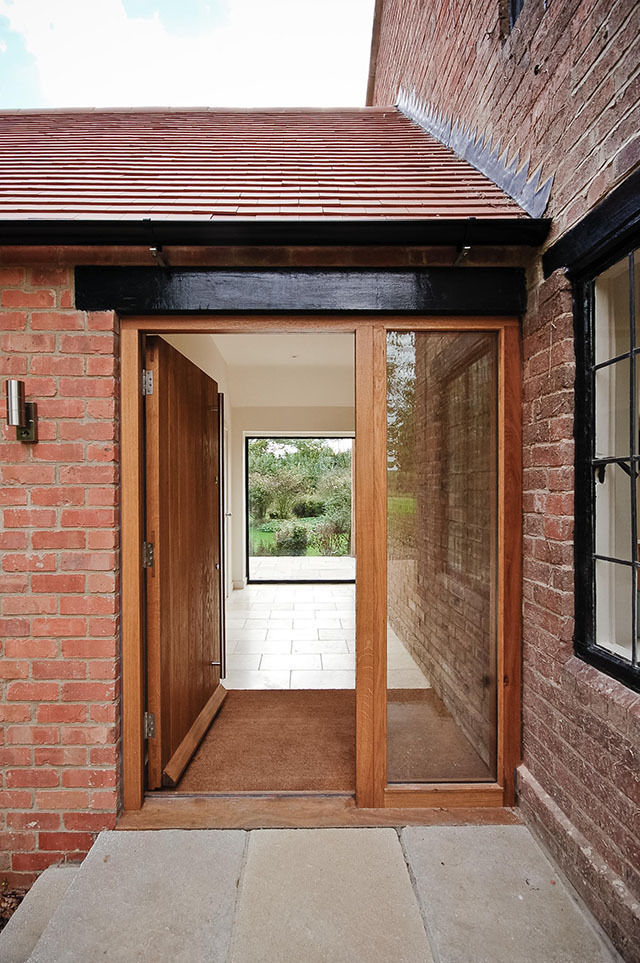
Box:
[222,582,428,689]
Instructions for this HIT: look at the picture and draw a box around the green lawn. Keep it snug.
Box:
[249,516,348,557]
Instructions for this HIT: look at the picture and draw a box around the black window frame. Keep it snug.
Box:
[574,240,640,693]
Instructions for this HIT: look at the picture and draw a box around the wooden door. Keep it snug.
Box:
[144,336,226,789]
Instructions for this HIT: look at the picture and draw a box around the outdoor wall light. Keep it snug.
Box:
[5,379,38,443]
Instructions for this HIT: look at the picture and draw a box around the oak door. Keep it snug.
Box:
[144,336,224,789]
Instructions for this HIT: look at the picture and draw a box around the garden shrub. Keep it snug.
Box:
[275,521,308,555]
[292,496,325,518]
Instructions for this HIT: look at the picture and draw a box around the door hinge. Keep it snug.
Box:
[142,541,154,568]
[144,712,155,739]
[142,369,153,395]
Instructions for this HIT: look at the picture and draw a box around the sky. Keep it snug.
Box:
[0,0,376,110]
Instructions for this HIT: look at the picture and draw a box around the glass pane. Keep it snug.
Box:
[594,256,630,364]
[595,462,632,561]
[595,359,630,458]
[595,559,633,661]
[246,437,354,582]
[386,331,498,783]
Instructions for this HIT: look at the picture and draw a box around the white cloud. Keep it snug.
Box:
[0,0,375,108]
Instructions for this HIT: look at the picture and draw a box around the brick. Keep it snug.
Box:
[0,311,27,330]
[3,553,57,572]
[32,574,85,593]
[61,726,114,746]
[36,704,88,724]
[0,747,31,766]
[7,682,59,701]
[32,531,86,550]
[4,508,56,528]
[62,769,116,789]
[0,832,37,852]
[1,289,54,308]
[12,852,66,872]
[31,487,85,507]
[60,510,116,529]
[32,660,87,680]
[61,682,115,702]
[34,790,89,810]
[31,310,85,330]
[6,769,59,789]
[63,812,116,831]
[2,465,56,484]
[34,747,87,766]
[4,639,58,659]
[0,790,33,809]
[0,661,29,679]
[7,812,61,831]
[32,443,84,463]
[38,832,94,852]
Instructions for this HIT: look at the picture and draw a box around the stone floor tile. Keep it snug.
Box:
[230,829,432,963]
[292,639,349,654]
[28,830,246,963]
[401,825,620,963]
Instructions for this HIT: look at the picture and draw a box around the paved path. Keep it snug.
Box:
[0,825,621,962]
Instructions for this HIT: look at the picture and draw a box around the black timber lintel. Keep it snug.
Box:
[74,266,527,316]
[0,217,550,248]
[543,168,640,278]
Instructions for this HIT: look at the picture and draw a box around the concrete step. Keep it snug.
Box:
[0,866,78,963]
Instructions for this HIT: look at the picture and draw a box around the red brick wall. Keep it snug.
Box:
[371,0,639,243]
[372,2,640,957]
[0,265,119,887]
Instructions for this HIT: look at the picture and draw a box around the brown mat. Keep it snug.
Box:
[387,689,493,783]
[176,687,492,793]
[176,689,356,793]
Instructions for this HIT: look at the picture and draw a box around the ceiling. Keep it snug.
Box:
[211,333,354,369]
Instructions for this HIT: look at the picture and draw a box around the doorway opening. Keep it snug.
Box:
[246,436,355,584]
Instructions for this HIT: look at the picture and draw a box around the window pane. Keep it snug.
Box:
[386,331,497,783]
[595,359,630,458]
[595,462,632,561]
[594,256,630,364]
[595,559,633,660]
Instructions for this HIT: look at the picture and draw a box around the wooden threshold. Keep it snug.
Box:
[117,794,520,831]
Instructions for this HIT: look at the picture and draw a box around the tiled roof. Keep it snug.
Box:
[0,108,527,221]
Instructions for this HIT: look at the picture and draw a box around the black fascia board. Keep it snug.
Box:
[543,167,640,278]
[75,266,526,316]
[0,217,550,248]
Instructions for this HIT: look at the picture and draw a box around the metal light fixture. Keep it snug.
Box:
[5,379,37,442]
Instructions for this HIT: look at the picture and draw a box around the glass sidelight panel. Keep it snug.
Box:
[386,331,498,783]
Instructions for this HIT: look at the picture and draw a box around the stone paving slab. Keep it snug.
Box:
[401,825,621,963]
[229,827,433,963]
[0,866,78,963]
[28,830,247,963]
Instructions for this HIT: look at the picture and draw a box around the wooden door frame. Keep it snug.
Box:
[120,314,521,813]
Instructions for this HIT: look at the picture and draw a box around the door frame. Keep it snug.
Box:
[120,314,521,812]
